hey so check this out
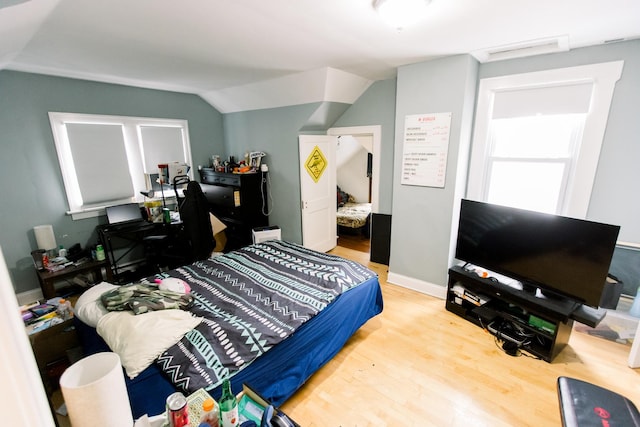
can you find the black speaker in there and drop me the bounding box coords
[370,213,391,265]
[599,274,624,309]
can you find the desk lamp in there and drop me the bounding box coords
[59,352,134,427]
[34,224,57,253]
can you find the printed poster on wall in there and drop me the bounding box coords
[401,112,452,188]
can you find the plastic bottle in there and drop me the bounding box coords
[95,244,106,261]
[58,244,67,258]
[56,299,72,320]
[218,379,239,427]
[198,397,219,427]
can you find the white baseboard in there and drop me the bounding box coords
[16,288,44,306]
[387,271,447,300]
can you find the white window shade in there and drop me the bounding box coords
[492,82,593,119]
[66,123,134,204]
[139,126,188,173]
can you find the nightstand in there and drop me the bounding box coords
[36,259,113,299]
[28,318,82,395]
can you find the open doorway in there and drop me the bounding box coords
[328,125,381,254]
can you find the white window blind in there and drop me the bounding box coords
[492,82,593,119]
[139,126,188,174]
[66,123,134,204]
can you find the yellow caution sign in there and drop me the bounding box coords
[304,145,328,183]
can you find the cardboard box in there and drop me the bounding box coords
[209,213,228,252]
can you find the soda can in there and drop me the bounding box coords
[166,392,189,427]
[163,207,171,224]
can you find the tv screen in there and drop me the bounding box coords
[455,199,620,308]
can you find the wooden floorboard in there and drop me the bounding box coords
[53,246,640,426]
[280,246,640,426]
[337,231,371,253]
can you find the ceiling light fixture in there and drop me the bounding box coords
[374,0,432,30]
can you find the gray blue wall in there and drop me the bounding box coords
[389,55,479,288]
[220,80,398,244]
[478,40,640,296]
[480,39,640,244]
[221,101,351,243]
[0,71,224,294]
[333,78,397,215]
[386,40,640,291]
[2,39,638,297]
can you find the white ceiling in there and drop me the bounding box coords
[1,0,639,112]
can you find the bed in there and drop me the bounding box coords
[337,202,372,234]
[336,186,372,237]
[74,240,383,418]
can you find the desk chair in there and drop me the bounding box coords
[179,181,215,262]
[140,175,190,273]
[173,174,190,208]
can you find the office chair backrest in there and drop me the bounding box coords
[173,175,190,208]
[180,181,215,262]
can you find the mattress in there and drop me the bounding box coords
[75,241,383,418]
[337,202,372,229]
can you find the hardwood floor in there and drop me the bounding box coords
[337,231,371,253]
[52,246,640,426]
[280,246,640,426]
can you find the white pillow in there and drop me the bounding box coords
[74,281,119,327]
[97,309,201,379]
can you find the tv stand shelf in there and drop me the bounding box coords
[445,266,603,362]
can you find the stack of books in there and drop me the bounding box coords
[21,298,72,334]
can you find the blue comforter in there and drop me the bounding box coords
[153,240,378,394]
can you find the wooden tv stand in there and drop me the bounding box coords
[445,266,605,362]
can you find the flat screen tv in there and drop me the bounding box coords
[455,199,620,308]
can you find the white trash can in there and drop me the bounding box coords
[59,352,133,427]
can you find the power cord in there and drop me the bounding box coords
[478,313,543,360]
[494,335,521,356]
[261,171,274,216]
[495,336,541,360]
[488,319,541,359]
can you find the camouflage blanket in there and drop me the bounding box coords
[100,283,194,315]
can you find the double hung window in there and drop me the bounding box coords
[49,113,192,219]
[484,114,585,214]
[468,61,623,217]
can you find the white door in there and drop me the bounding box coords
[299,135,337,252]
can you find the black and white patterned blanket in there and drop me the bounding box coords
[154,240,377,393]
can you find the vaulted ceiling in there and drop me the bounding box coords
[1,0,639,112]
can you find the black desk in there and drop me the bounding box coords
[97,221,184,283]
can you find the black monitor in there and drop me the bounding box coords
[455,199,620,308]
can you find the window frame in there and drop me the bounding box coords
[467,61,623,217]
[49,112,193,220]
